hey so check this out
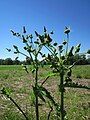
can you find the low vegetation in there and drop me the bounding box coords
[0,65,90,120]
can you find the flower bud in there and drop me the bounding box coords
[35,31,39,36]
[34,39,39,44]
[44,26,46,33]
[53,41,57,46]
[47,34,52,42]
[22,35,27,43]
[23,26,26,33]
[64,27,70,34]
[50,31,54,34]
[58,44,63,50]
[62,40,67,45]
[87,49,90,54]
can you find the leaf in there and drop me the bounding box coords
[6,48,11,52]
[67,69,72,77]
[22,35,27,43]
[22,65,29,73]
[33,85,46,103]
[1,87,10,97]
[64,82,90,90]
[39,86,56,106]
[13,45,19,52]
[41,73,56,86]
[47,34,52,42]
[15,57,19,60]
[67,46,74,57]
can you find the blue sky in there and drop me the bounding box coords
[0,0,90,60]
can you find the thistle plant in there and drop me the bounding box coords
[34,26,90,120]
[3,26,59,120]
[1,26,90,120]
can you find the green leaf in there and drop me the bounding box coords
[39,86,56,106]
[67,46,74,57]
[33,85,46,103]
[64,82,90,89]
[6,48,11,52]
[22,35,27,43]
[22,65,29,73]
[1,87,10,97]
[13,45,18,49]
[47,34,52,42]
[67,69,72,77]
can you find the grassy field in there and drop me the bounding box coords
[0,65,90,120]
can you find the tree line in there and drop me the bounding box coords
[0,54,90,65]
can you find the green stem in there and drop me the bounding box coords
[9,96,29,120]
[35,56,39,120]
[66,33,69,55]
[60,72,64,120]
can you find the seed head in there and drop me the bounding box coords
[64,27,70,34]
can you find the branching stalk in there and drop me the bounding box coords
[9,96,29,120]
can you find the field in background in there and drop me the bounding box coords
[0,65,90,120]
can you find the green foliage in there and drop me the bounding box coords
[1,26,90,120]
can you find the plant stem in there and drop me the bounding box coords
[60,72,64,120]
[9,96,29,120]
[35,56,39,120]
[66,33,69,55]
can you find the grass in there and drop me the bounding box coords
[0,65,90,120]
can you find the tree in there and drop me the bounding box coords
[4,58,13,65]
[0,59,4,65]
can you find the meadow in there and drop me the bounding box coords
[0,65,90,120]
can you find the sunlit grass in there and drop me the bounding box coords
[0,65,90,120]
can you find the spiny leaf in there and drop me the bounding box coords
[64,82,90,90]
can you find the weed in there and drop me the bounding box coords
[1,26,90,120]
